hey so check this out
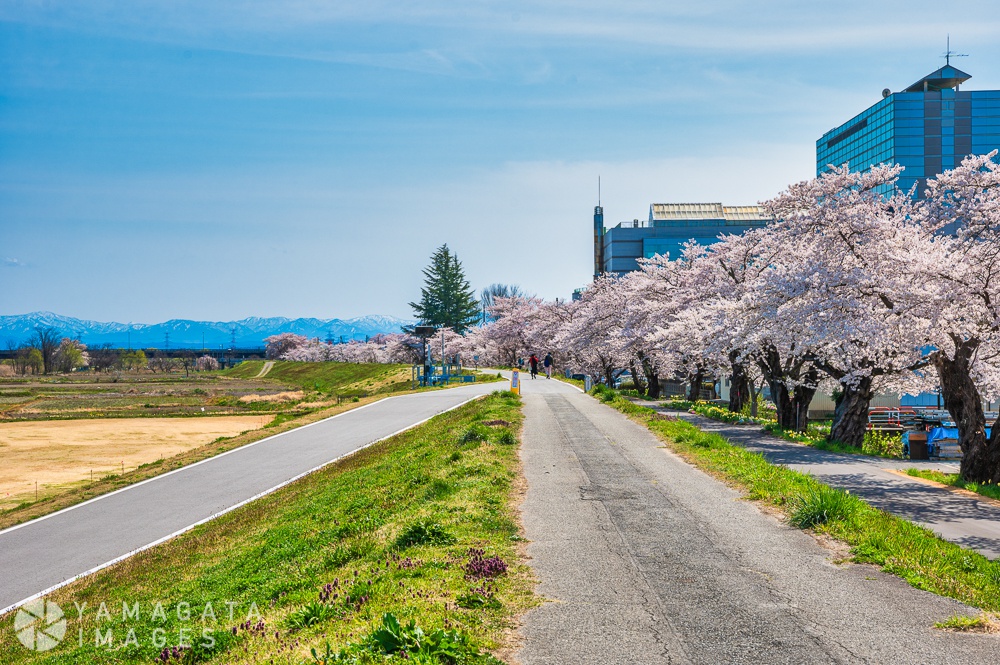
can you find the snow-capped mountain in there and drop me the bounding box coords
[0,312,415,348]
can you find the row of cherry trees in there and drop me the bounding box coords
[464,154,1000,483]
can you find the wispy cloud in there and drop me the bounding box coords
[3,257,28,268]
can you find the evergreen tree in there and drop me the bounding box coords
[409,244,481,333]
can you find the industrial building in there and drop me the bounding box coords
[594,202,771,277]
[816,61,1000,196]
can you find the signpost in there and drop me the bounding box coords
[510,369,520,395]
[413,326,437,387]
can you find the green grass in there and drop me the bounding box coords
[904,468,1000,502]
[0,391,533,664]
[660,396,903,459]
[224,360,410,394]
[593,389,1000,613]
[933,613,999,632]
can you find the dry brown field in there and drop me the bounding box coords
[0,415,272,510]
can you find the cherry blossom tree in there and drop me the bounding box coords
[473,296,540,366]
[196,355,220,371]
[761,164,929,445]
[555,276,631,385]
[915,152,1000,482]
[264,333,307,360]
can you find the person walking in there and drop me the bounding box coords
[528,353,539,379]
[543,352,553,379]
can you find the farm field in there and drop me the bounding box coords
[0,415,272,510]
[0,361,496,526]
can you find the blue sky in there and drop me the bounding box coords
[2,1,999,322]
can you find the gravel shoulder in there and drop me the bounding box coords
[516,383,998,664]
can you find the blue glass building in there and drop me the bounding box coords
[598,203,770,275]
[817,64,1000,196]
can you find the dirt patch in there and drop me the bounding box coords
[238,390,304,403]
[0,415,272,510]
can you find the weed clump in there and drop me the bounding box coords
[286,600,338,629]
[495,429,517,446]
[460,424,490,444]
[789,485,861,528]
[395,519,455,548]
[311,613,498,664]
[934,614,1000,633]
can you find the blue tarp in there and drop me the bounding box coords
[927,426,992,443]
[927,427,959,444]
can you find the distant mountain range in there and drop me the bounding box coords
[0,312,415,349]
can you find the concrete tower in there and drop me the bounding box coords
[593,204,604,280]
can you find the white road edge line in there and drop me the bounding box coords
[0,393,487,618]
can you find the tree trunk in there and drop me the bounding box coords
[629,360,646,394]
[828,376,874,448]
[641,355,661,400]
[750,381,762,418]
[789,367,818,433]
[757,346,794,429]
[686,367,704,402]
[728,353,751,414]
[933,343,1000,483]
[768,380,796,429]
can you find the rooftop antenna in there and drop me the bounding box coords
[942,35,967,66]
[598,176,601,206]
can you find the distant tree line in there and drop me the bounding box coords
[3,326,220,376]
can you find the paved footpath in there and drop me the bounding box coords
[516,380,998,664]
[659,407,1000,560]
[0,382,499,614]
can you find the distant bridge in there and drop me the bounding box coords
[0,347,267,366]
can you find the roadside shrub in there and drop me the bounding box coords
[862,430,903,458]
[395,519,455,548]
[590,384,617,403]
[790,485,861,528]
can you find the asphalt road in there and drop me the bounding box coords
[0,382,499,614]
[670,410,1000,560]
[516,381,998,664]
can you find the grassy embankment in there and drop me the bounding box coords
[592,384,1000,616]
[223,360,413,395]
[904,468,1000,503]
[0,362,495,529]
[659,397,904,458]
[0,391,533,664]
